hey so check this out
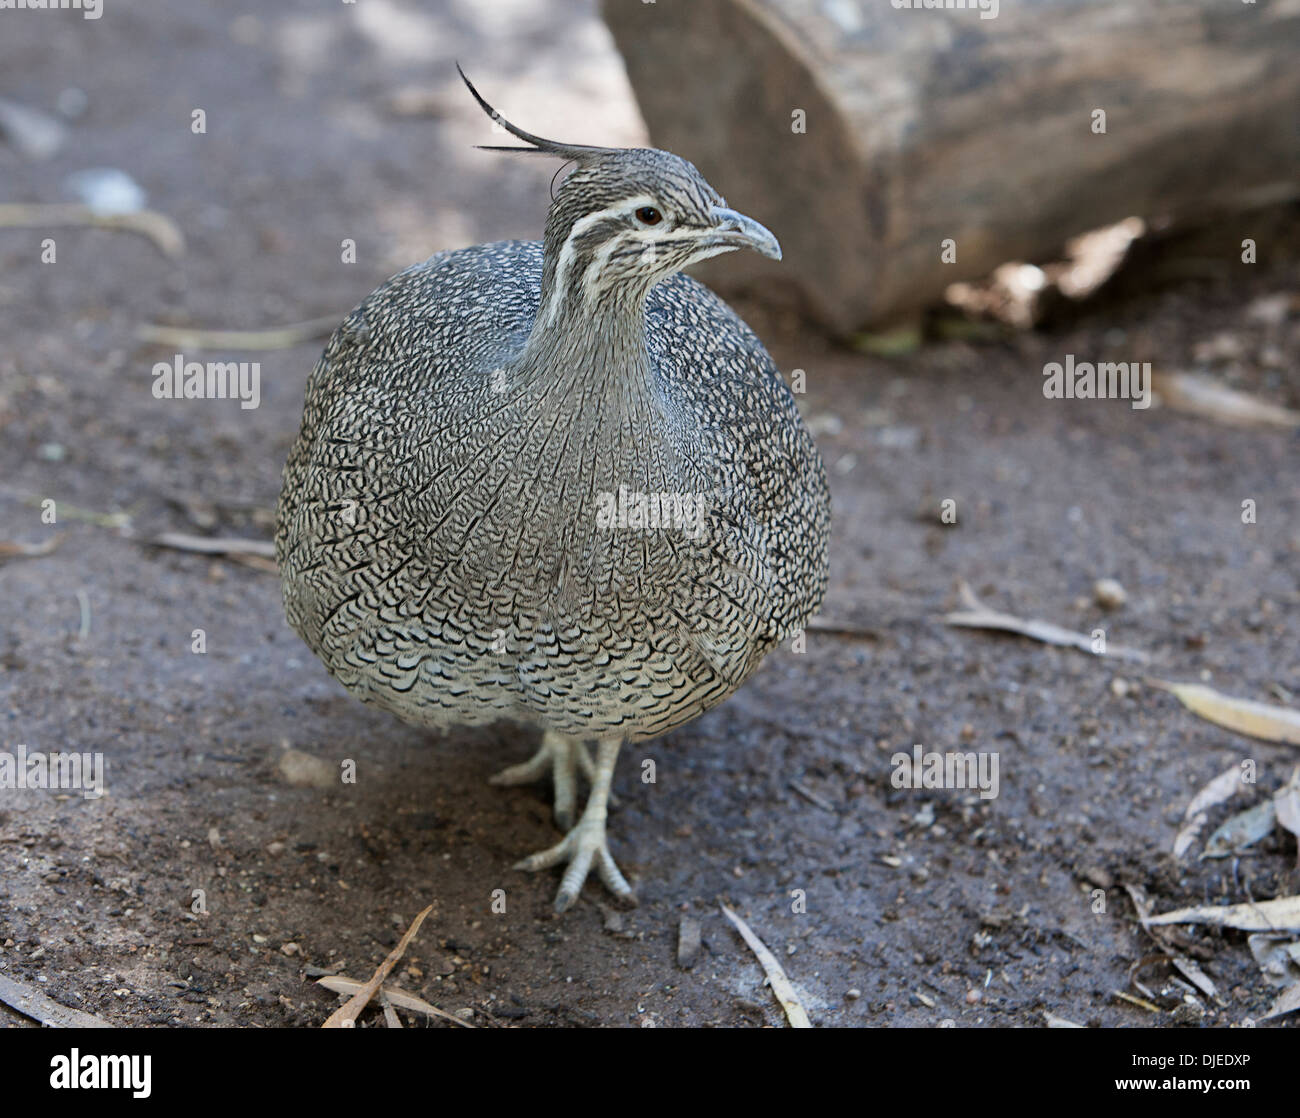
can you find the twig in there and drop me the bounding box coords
[720,903,812,1028]
[136,316,339,351]
[789,781,835,813]
[1111,989,1162,1015]
[146,532,275,558]
[0,535,62,560]
[322,905,434,1028]
[317,976,472,1029]
[944,579,1149,663]
[0,202,184,257]
[75,588,91,639]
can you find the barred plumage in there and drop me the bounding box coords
[276,71,830,911]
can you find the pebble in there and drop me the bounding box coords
[1093,578,1127,610]
[277,747,336,789]
[62,167,147,215]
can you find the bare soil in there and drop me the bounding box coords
[1,0,1297,1028]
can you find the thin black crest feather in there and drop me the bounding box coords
[456,63,609,162]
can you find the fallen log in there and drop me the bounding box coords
[603,0,1300,333]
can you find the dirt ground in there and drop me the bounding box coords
[2,0,1298,1029]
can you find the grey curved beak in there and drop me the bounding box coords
[708,206,782,261]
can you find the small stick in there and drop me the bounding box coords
[0,202,184,257]
[75,588,91,639]
[322,905,434,1028]
[316,976,473,1029]
[147,532,276,558]
[136,316,339,351]
[721,903,812,1028]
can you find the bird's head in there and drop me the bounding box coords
[459,67,780,314]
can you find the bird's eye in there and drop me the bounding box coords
[635,206,662,226]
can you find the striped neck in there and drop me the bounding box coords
[512,244,656,399]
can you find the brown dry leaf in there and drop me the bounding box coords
[1174,764,1244,859]
[943,581,1148,663]
[721,903,812,1028]
[1146,896,1300,934]
[317,976,471,1028]
[322,905,433,1028]
[1150,680,1300,747]
[1152,371,1300,430]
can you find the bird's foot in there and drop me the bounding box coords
[509,737,633,912]
[489,730,586,829]
[489,731,614,829]
[513,809,635,913]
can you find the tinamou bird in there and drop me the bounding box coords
[275,69,831,912]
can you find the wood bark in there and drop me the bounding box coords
[603,0,1300,332]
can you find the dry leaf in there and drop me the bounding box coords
[1174,764,1244,859]
[316,976,471,1028]
[1146,896,1300,933]
[1247,934,1300,988]
[1273,767,1300,842]
[1150,680,1300,747]
[721,904,812,1028]
[943,581,1148,663]
[1202,801,1277,859]
[322,905,433,1028]
[1152,371,1300,430]
[1043,1011,1084,1028]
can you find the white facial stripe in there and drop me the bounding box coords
[577,225,715,299]
[541,194,658,329]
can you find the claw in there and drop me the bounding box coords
[510,738,634,911]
